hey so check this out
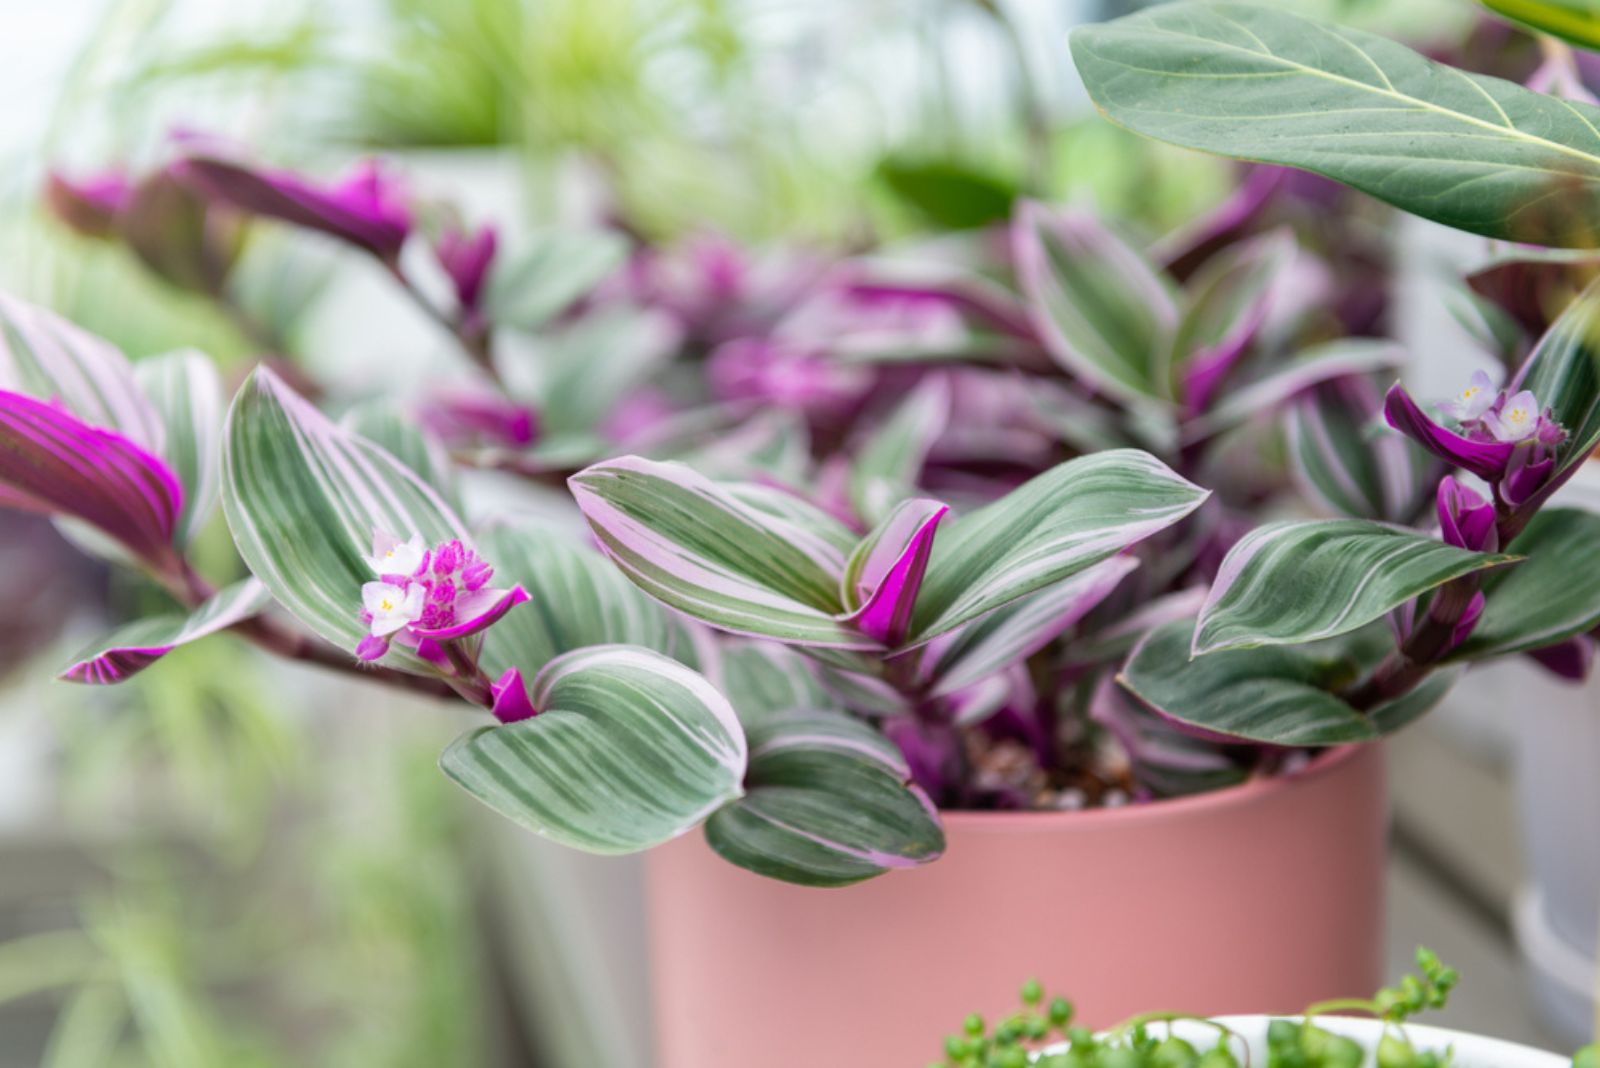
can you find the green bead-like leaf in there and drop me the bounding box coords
[1194,519,1516,656]
[441,645,747,854]
[909,449,1209,643]
[1121,619,1460,745]
[704,710,944,887]
[1452,508,1600,660]
[1073,2,1600,246]
[221,366,469,673]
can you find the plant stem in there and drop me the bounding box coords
[1343,573,1482,711]
[384,263,500,380]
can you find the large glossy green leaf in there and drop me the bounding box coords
[569,455,870,648]
[1194,519,1516,655]
[221,367,469,673]
[1014,201,1179,403]
[703,710,944,887]
[1073,2,1600,246]
[909,449,1208,642]
[478,524,705,679]
[1452,508,1600,660]
[442,645,747,854]
[1121,619,1460,745]
[135,350,223,545]
[1481,0,1600,51]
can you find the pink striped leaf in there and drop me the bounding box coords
[0,293,165,450]
[1185,339,1405,441]
[1171,229,1294,413]
[221,367,470,674]
[907,449,1208,644]
[136,350,223,546]
[1285,376,1438,522]
[59,578,270,685]
[441,645,747,854]
[569,455,873,648]
[1014,201,1179,404]
[0,389,182,571]
[841,498,949,648]
[715,640,839,727]
[1194,519,1517,657]
[703,709,943,886]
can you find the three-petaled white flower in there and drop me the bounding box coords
[362,581,425,636]
[1438,369,1498,422]
[1484,389,1542,443]
[365,531,426,576]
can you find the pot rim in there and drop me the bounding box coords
[939,743,1373,830]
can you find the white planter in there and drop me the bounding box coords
[1040,1015,1570,1066]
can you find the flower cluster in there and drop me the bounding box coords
[356,530,525,663]
[1386,371,1568,507]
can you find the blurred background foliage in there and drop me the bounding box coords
[0,0,1492,1064]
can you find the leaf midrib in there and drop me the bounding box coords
[1093,14,1600,172]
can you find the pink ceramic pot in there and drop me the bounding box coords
[646,743,1386,1068]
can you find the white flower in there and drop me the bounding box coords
[1483,389,1541,443]
[1438,370,1498,422]
[362,581,425,636]
[365,530,426,576]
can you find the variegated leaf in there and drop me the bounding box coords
[704,710,943,887]
[59,578,270,685]
[1451,508,1600,661]
[1170,228,1294,410]
[135,349,223,545]
[478,523,706,680]
[1014,201,1179,404]
[1516,275,1600,488]
[1185,339,1405,440]
[569,455,871,648]
[0,389,182,571]
[909,449,1208,643]
[341,397,461,511]
[1194,519,1516,656]
[441,645,747,854]
[221,366,470,673]
[0,293,164,449]
[850,375,951,525]
[484,229,629,333]
[1285,377,1437,522]
[919,555,1138,696]
[841,498,948,647]
[1122,619,1461,745]
[715,640,839,726]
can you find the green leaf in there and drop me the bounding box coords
[478,523,705,679]
[1285,377,1437,522]
[1516,275,1600,481]
[910,449,1209,642]
[441,645,747,854]
[1169,228,1293,391]
[1194,519,1516,655]
[716,640,838,727]
[1072,2,1600,246]
[850,374,951,526]
[527,307,678,437]
[484,230,628,332]
[704,710,944,887]
[1453,508,1600,660]
[221,367,469,673]
[876,157,1020,230]
[1121,619,1457,745]
[1481,0,1600,51]
[1014,201,1179,403]
[134,349,224,545]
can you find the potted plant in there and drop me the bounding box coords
[19,66,1600,1065]
[930,949,1594,1067]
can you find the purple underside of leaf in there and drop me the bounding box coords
[411,585,531,640]
[175,157,406,259]
[491,667,538,724]
[844,500,948,647]
[1154,166,1287,279]
[1181,322,1260,415]
[0,389,181,565]
[61,646,171,685]
[1384,383,1513,480]
[1526,635,1595,681]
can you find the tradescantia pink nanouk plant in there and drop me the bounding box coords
[20,94,1600,887]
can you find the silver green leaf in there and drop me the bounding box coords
[1194,519,1516,656]
[134,349,224,545]
[59,578,270,685]
[484,229,628,333]
[1073,2,1600,246]
[1451,508,1600,660]
[441,645,747,854]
